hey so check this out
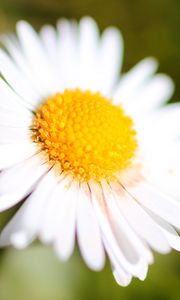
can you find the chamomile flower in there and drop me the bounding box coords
[0,16,179,286]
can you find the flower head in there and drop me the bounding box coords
[0,16,179,286]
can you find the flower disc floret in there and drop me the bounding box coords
[32,89,137,181]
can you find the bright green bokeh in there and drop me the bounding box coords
[0,245,180,300]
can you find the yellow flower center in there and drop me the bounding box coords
[32,89,137,182]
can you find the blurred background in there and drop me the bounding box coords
[0,0,180,299]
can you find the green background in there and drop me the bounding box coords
[0,0,180,299]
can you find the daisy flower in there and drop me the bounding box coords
[0,16,179,286]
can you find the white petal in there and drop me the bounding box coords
[113,268,132,287]
[147,210,180,251]
[38,176,70,242]
[0,168,58,247]
[77,183,105,271]
[38,180,65,243]
[47,178,77,261]
[0,154,50,211]
[142,103,180,143]
[90,183,148,279]
[0,111,32,128]
[0,78,33,114]
[104,238,132,286]
[102,182,152,265]
[40,25,58,67]
[138,141,180,200]
[125,181,180,229]
[0,126,31,144]
[1,36,44,96]
[98,27,123,96]
[0,50,40,108]
[77,17,99,91]
[0,142,37,169]
[110,181,170,253]
[56,18,79,90]
[125,74,174,117]
[16,21,59,94]
[113,57,158,104]
[10,231,31,249]
[40,177,77,261]
[53,185,77,261]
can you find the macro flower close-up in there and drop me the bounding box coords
[0,14,179,289]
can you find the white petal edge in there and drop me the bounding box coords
[146,210,180,251]
[90,183,148,279]
[0,168,58,248]
[76,16,99,91]
[0,49,40,108]
[0,78,33,112]
[123,181,180,229]
[125,74,174,117]
[56,18,79,90]
[16,21,59,95]
[0,154,50,211]
[113,57,158,104]
[0,142,37,169]
[39,176,77,262]
[98,27,123,96]
[77,183,105,271]
[110,181,171,254]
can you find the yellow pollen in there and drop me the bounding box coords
[32,89,137,182]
